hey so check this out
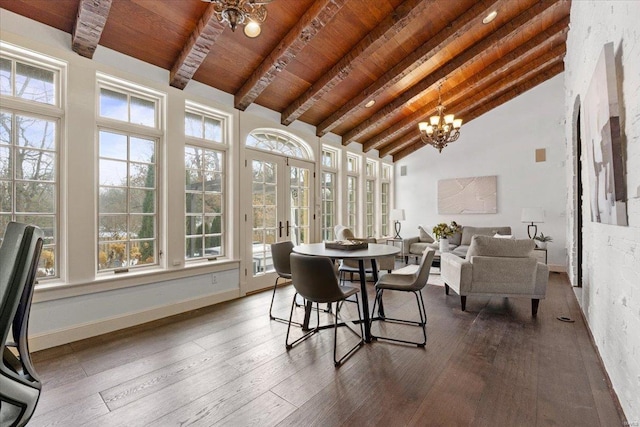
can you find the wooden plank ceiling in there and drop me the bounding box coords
[0,0,571,161]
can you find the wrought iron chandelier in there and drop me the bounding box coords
[417,83,462,152]
[201,0,274,38]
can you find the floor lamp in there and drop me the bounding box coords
[390,209,405,239]
[521,207,544,239]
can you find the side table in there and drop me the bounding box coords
[386,238,404,260]
[533,247,547,264]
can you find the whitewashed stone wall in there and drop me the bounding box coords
[564,1,640,422]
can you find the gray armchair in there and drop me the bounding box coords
[440,235,548,316]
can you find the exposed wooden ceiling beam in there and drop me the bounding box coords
[234,0,347,111]
[169,5,226,90]
[392,63,564,161]
[381,46,565,158]
[346,1,566,148]
[280,0,429,126]
[377,130,417,157]
[72,0,113,59]
[378,46,566,157]
[383,48,565,157]
[314,0,504,137]
[370,22,569,156]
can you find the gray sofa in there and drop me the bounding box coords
[402,225,512,263]
[440,235,548,316]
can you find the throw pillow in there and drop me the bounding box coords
[418,225,434,243]
[466,235,534,261]
[493,233,514,239]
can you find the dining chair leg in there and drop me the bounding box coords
[333,296,364,367]
[270,276,302,326]
[286,294,320,349]
[369,288,427,347]
[371,288,384,320]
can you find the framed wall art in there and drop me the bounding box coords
[437,175,497,214]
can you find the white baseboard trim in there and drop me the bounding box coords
[28,289,240,352]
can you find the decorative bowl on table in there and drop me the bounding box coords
[324,240,369,250]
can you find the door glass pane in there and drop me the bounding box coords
[252,159,277,277]
[290,166,310,245]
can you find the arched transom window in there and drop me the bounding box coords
[246,128,313,160]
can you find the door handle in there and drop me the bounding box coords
[286,220,290,237]
[279,221,283,238]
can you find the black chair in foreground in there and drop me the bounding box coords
[370,249,435,347]
[286,253,364,367]
[1,222,45,427]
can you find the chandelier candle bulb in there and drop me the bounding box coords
[202,0,273,36]
[244,20,261,37]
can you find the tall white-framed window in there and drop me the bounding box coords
[365,159,377,237]
[184,102,227,261]
[346,153,359,232]
[0,44,65,280]
[381,164,392,237]
[96,74,164,272]
[321,146,338,241]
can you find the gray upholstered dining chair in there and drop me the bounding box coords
[286,253,364,367]
[269,241,303,326]
[370,249,435,347]
[1,222,45,427]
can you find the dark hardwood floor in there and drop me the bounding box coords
[29,271,625,426]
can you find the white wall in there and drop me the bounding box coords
[564,1,640,421]
[395,74,567,269]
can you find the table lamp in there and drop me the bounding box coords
[390,209,405,239]
[521,207,544,239]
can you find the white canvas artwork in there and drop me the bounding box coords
[582,42,627,225]
[438,176,497,214]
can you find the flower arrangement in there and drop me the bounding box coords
[432,221,461,240]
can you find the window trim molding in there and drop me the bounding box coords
[183,102,231,263]
[1,42,66,283]
[95,73,166,275]
[246,127,315,161]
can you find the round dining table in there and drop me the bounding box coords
[292,242,400,342]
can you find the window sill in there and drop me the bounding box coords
[33,258,241,303]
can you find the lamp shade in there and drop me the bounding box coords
[521,207,544,223]
[390,209,405,221]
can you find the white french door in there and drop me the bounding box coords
[244,149,314,293]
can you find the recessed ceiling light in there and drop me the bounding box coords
[483,10,498,24]
[365,100,376,108]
